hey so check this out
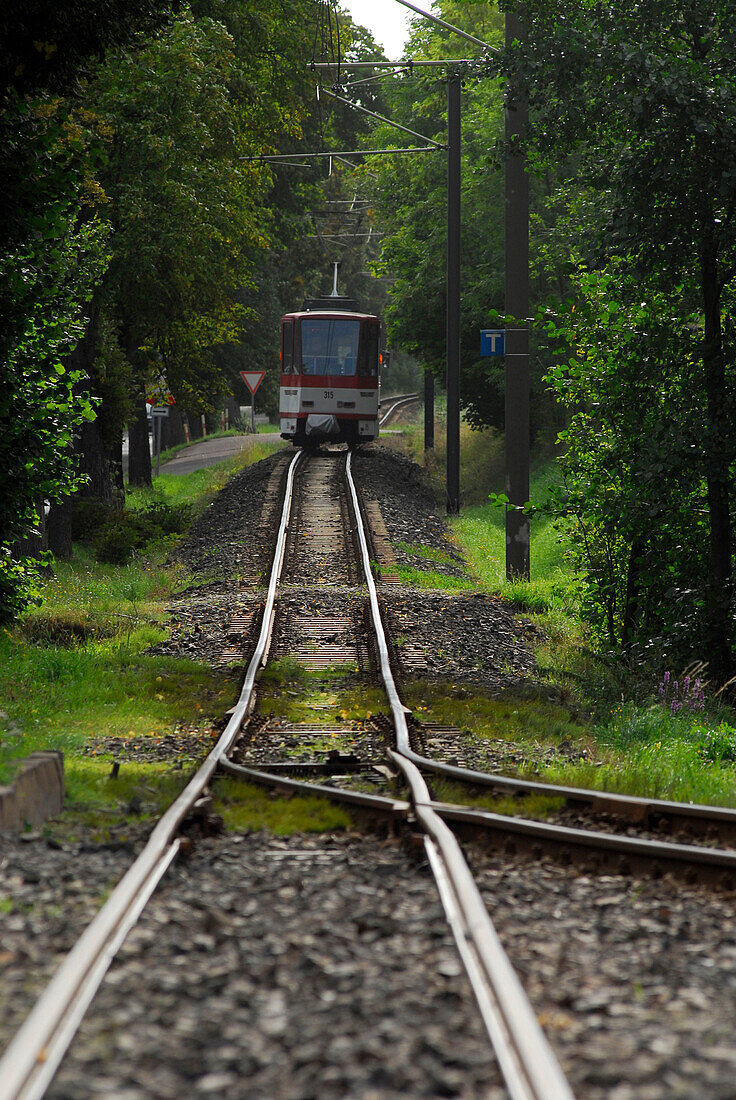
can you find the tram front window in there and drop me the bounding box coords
[300,318,360,376]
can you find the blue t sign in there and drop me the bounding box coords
[480,329,505,357]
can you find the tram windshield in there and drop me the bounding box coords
[300,318,360,376]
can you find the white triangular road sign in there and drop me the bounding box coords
[240,371,266,395]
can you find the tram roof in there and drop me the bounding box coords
[282,310,379,321]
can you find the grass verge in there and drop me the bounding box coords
[214,776,352,834]
[380,425,736,809]
[1,447,283,838]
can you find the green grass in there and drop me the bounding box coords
[215,776,352,834]
[432,778,566,820]
[256,664,387,725]
[135,441,283,511]
[395,564,476,590]
[538,703,736,805]
[25,543,176,621]
[396,541,457,565]
[0,621,236,787]
[453,459,574,604]
[392,437,736,807]
[0,444,287,832]
[404,679,584,744]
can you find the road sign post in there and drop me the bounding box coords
[150,406,169,476]
[240,371,266,435]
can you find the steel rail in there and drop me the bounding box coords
[431,801,736,871]
[219,758,410,818]
[344,450,574,1100]
[397,743,736,837]
[378,391,420,406]
[379,392,421,427]
[0,449,304,1100]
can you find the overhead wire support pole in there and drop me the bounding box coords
[504,13,531,580]
[446,72,462,515]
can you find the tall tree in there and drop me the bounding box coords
[510,0,736,680]
[0,1,178,616]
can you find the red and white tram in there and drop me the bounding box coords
[279,293,381,447]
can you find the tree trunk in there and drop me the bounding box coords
[77,418,117,504]
[11,500,47,562]
[621,535,645,649]
[128,391,152,487]
[205,409,219,435]
[700,222,733,683]
[107,432,124,497]
[162,406,187,449]
[225,394,241,430]
[47,497,73,559]
[70,297,118,509]
[185,409,204,440]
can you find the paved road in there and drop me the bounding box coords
[157,432,286,476]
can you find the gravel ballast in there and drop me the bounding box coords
[45,833,504,1099]
[6,832,736,1098]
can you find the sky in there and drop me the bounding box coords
[340,0,414,58]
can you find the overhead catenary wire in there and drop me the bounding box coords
[320,85,444,149]
[391,0,493,51]
[309,58,480,69]
[342,66,410,88]
[240,147,443,162]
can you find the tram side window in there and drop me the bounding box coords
[358,322,379,377]
[281,320,294,373]
[300,318,360,375]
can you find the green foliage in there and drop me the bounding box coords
[0,549,220,782]
[363,2,562,433]
[0,93,107,621]
[0,0,181,621]
[90,8,274,405]
[538,702,736,806]
[534,264,715,664]
[72,492,191,564]
[91,501,191,565]
[511,0,736,678]
[365,5,507,429]
[0,1,179,98]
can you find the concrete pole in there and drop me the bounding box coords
[504,14,530,579]
[424,371,435,450]
[446,73,462,514]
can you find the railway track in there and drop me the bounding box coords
[379,390,421,426]
[5,442,736,1097]
[0,445,571,1100]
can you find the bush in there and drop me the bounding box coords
[72,498,121,541]
[85,498,192,564]
[93,514,150,564]
[134,498,191,536]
